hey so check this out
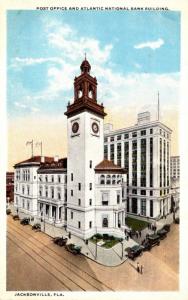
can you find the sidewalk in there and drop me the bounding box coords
[9,204,139,267]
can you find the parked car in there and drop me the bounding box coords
[65,243,82,255]
[157,228,167,240]
[126,245,144,260]
[20,217,30,225]
[162,224,171,232]
[12,214,19,220]
[147,234,160,247]
[6,209,11,215]
[32,223,41,231]
[53,236,68,247]
[141,239,152,251]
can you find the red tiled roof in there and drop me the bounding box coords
[95,159,126,173]
[14,156,54,167]
[38,158,67,171]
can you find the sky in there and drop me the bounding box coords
[7,10,180,170]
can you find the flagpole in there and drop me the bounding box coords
[157,91,160,121]
[31,140,33,157]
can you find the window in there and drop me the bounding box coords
[45,186,48,197]
[150,128,153,134]
[78,221,81,229]
[150,190,153,196]
[71,190,73,196]
[110,144,114,161]
[89,221,92,228]
[71,173,73,181]
[78,198,81,206]
[89,183,92,190]
[22,186,25,194]
[51,175,54,182]
[104,145,108,160]
[117,135,121,140]
[110,136,114,142]
[27,201,30,210]
[112,175,116,184]
[58,175,61,183]
[117,194,120,204]
[45,175,48,182]
[57,188,61,200]
[141,130,146,136]
[89,199,92,205]
[100,175,105,184]
[141,190,146,195]
[150,200,153,217]
[132,189,137,194]
[106,175,111,185]
[102,217,108,227]
[102,193,108,205]
[124,133,129,139]
[39,175,42,182]
[104,137,107,143]
[117,143,121,166]
[78,183,81,190]
[51,187,54,199]
[27,186,30,195]
[71,211,73,219]
[141,199,146,216]
[132,132,137,137]
[89,160,92,168]
[65,175,67,184]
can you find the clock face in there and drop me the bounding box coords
[72,122,79,134]
[92,122,99,134]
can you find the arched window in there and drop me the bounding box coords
[100,175,105,184]
[112,175,116,184]
[117,175,121,184]
[106,175,111,185]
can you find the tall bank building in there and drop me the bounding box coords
[104,111,172,220]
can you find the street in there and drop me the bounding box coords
[7,215,179,291]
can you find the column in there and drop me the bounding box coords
[49,205,52,221]
[137,139,141,187]
[137,198,141,215]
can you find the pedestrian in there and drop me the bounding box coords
[139,231,141,238]
[140,265,143,274]
[137,262,140,273]
[127,235,129,241]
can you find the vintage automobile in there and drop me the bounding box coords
[126,245,144,260]
[147,234,160,247]
[53,236,68,247]
[65,243,82,255]
[12,214,20,220]
[20,217,30,225]
[6,209,11,215]
[162,224,171,232]
[156,228,167,240]
[32,223,41,231]
[141,239,152,251]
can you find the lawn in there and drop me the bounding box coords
[90,234,121,248]
[125,216,149,231]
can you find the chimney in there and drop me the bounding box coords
[54,155,59,162]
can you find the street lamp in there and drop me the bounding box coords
[121,240,124,259]
[41,209,45,233]
[93,236,98,259]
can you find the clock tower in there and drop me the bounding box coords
[65,58,106,239]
